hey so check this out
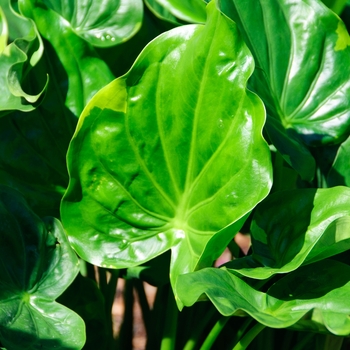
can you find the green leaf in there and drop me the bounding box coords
[0,1,47,116]
[144,0,183,26]
[322,0,348,14]
[224,187,350,279]
[177,259,350,335]
[0,6,8,52]
[57,274,108,350]
[0,186,85,350]
[152,0,207,23]
[219,0,350,177]
[19,0,115,117]
[61,0,272,303]
[266,117,316,181]
[31,0,143,47]
[328,135,350,186]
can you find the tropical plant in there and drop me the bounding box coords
[1,0,350,349]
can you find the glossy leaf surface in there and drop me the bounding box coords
[0,186,84,349]
[0,2,47,116]
[219,0,350,144]
[61,1,272,300]
[225,187,350,279]
[144,0,183,25]
[219,0,350,179]
[34,0,143,47]
[154,0,207,23]
[177,259,350,335]
[19,0,115,117]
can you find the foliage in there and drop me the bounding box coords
[0,0,350,349]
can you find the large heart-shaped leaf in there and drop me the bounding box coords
[224,187,350,279]
[31,0,143,47]
[61,0,272,301]
[219,0,350,179]
[0,1,47,116]
[177,259,350,335]
[0,186,85,350]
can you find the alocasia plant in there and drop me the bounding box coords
[60,0,272,302]
[1,0,350,349]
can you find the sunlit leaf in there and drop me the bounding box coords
[0,1,47,116]
[32,0,143,47]
[177,259,350,335]
[219,0,350,179]
[61,0,272,303]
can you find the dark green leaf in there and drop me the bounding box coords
[57,274,108,350]
[225,187,350,279]
[328,135,350,186]
[61,0,272,302]
[0,186,85,350]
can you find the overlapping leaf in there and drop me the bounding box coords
[0,1,47,116]
[32,0,143,47]
[152,0,207,23]
[328,135,350,186]
[219,0,350,180]
[177,259,350,335]
[224,187,350,279]
[0,0,116,217]
[61,0,272,302]
[0,186,85,350]
[19,0,115,117]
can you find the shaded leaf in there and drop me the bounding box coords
[327,134,350,186]
[61,0,272,302]
[0,186,85,350]
[224,187,350,279]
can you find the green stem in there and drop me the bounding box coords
[232,322,266,350]
[134,279,151,337]
[117,279,134,350]
[227,317,253,349]
[86,261,96,282]
[200,316,230,350]
[160,288,179,350]
[323,334,343,350]
[183,306,217,350]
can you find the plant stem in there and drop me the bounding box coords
[134,279,151,338]
[232,322,266,350]
[199,316,230,350]
[183,306,217,350]
[227,317,253,349]
[160,288,179,350]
